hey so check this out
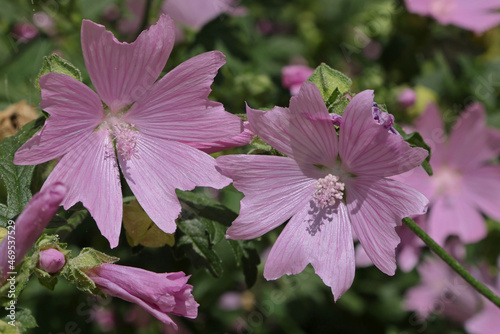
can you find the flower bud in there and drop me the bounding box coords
[38,248,66,273]
[398,88,417,108]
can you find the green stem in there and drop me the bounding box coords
[403,217,500,308]
[136,0,153,39]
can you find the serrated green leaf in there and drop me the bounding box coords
[307,63,352,103]
[1,308,37,333]
[327,95,351,116]
[393,123,433,175]
[175,218,223,277]
[228,239,261,288]
[0,118,45,225]
[123,200,175,248]
[36,54,82,90]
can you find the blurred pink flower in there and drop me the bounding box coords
[398,88,417,108]
[405,0,500,34]
[404,255,480,323]
[12,22,38,42]
[281,65,314,95]
[0,182,66,283]
[33,12,56,36]
[14,15,242,248]
[85,264,198,329]
[162,0,235,30]
[216,82,428,300]
[91,305,116,332]
[38,248,65,273]
[393,103,500,246]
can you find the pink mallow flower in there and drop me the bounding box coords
[162,0,235,30]
[38,248,66,273]
[84,263,198,329]
[404,255,480,323]
[14,15,242,248]
[0,182,66,283]
[393,103,500,246]
[405,0,500,34]
[281,65,314,96]
[216,82,428,300]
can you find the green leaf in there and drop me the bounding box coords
[0,308,37,333]
[0,258,36,307]
[35,271,58,291]
[36,54,82,90]
[176,190,238,226]
[123,200,175,248]
[307,63,352,104]
[393,123,433,176]
[0,118,45,226]
[175,218,223,277]
[228,239,261,288]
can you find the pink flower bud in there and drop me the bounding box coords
[38,248,66,273]
[0,182,66,283]
[398,88,417,108]
[12,22,38,42]
[84,264,199,329]
[281,65,314,95]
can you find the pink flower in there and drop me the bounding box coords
[162,0,234,30]
[393,103,500,246]
[397,88,417,108]
[38,248,66,273]
[405,0,500,34]
[281,65,314,96]
[216,82,428,300]
[12,22,38,42]
[14,15,242,248]
[0,182,66,283]
[84,263,198,329]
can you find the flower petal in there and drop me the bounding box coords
[263,201,355,301]
[81,15,175,112]
[43,128,122,248]
[463,165,500,221]
[447,103,496,171]
[216,155,321,239]
[414,103,447,169]
[123,51,242,142]
[391,165,435,201]
[345,176,428,275]
[428,194,487,245]
[14,73,104,165]
[246,82,338,166]
[162,0,232,30]
[339,90,428,177]
[118,133,230,234]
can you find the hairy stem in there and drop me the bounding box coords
[403,217,500,308]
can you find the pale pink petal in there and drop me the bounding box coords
[216,155,322,239]
[404,0,432,15]
[182,121,254,154]
[463,165,500,222]
[118,133,230,234]
[391,165,435,201]
[427,195,487,245]
[123,51,242,142]
[339,90,428,177]
[355,244,373,268]
[281,65,314,95]
[81,15,175,112]
[414,103,447,169]
[466,303,500,334]
[447,103,495,171]
[345,176,428,275]
[487,127,500,155]
[43,128,122,248]
[246,82,338,166]
[162,0,232,30]
[14,73,104,165]
[264,201,355,301]
[450,1,500,34]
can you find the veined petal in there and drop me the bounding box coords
[216,155,321,239]
[14,73,104,165]
[391,166,435,201]
[42,128,122,248]
[246,82,338,166]
[263,201,355,301]
[123,51,242,142]
[118,133,230,234]
[447,103,497,171]
[339,90,428,177]
[81,15,175,112]
[345,176,428,275]
[428,193,487,245]
[463,165,500,221]
[162,0,232,30]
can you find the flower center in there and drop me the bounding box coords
[433,165,462,196]
[313,174,345,209]
[108,119,139,160]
